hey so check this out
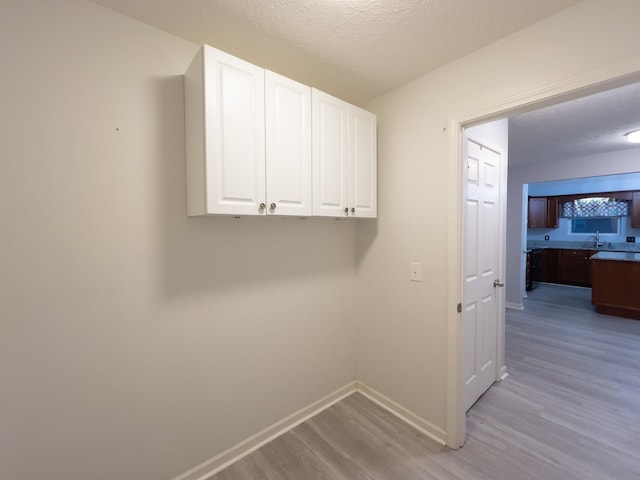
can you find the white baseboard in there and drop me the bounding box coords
[172,382,357,480]
[355,381,446,446]
[173,381,447,480]
[506,301,524,310]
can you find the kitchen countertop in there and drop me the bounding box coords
[591,251,640,262]
[527,240,640,253]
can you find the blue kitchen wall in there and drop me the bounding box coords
[527,216,640,243]
[528,172,640,196]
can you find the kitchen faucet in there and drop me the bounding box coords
[594,230,604,248]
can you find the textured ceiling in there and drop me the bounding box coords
[89,0,579,105]
[509,82,640,166]
[89,0,637,164]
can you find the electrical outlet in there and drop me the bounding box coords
[410,262,423,282]
[544,235,549,241]
[626,236,636,243]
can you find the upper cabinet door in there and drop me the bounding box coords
[527,197,546,228]
[312,89,349,217]
[349,106,377,218]
[632,192,640,228]
[265,71,312,216]
[185,45,266,216]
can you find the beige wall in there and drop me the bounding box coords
[357,0,640,431]
[0,1,357,479]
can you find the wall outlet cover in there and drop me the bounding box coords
[410,262,423,282]
[627,236,636,243]
[544,235,549,241]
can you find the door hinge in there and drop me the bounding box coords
[457,303,462,313]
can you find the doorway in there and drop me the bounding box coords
[449,68,640,448]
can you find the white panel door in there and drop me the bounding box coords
[265,70,312,216]
[312,89,349,217]
[463,136,503,411]
[349,106,377,218]
[204,45,266,215]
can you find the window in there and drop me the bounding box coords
[570,217,619,234]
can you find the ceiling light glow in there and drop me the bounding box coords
[626,130,640,143]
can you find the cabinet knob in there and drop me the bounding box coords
[344,207,349,214]
[259,203,266,209]
[270,203,276,210]
[351,207,355,214]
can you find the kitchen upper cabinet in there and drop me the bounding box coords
[528,197,546,228]
[185,45,266,216]
[265,70,312,216]
[632,191,640,228]
[527,196,558,228]
[312,89,377,218]
[546,197,559,228]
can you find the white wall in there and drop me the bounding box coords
[0,1,358,479]
[507,148,640,305]
[358,0,640,434]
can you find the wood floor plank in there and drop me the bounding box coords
[209,283,640,479]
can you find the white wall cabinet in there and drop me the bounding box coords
[185,45,266,216]
[185,46,312,217]
[312,89,377,218]
[265,70,312,216]
[185,45,375,218]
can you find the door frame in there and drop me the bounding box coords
[445,58,640,448]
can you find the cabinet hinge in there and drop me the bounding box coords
[457,303,462,313]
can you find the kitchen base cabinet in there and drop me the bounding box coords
[540,248,561,283]
[538,248,595,287]
[560,249,592,287]
[592,255,640,320]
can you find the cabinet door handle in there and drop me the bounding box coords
[259,203,266,209]
[351,207,356,214]
[270,203,276,210]
[494,279,505,288]
[344,207,349,214]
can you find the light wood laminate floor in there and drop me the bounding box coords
[211,284,640,479]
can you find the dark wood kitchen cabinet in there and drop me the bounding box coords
[546,197,559,228]
[632,191,640,228]
[528,197,546,228]
[592,254,640,320]
[559,249,593,287]
[528,196,558,228]
[540,248,561,283]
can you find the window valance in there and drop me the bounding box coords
[561,197,629,218]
